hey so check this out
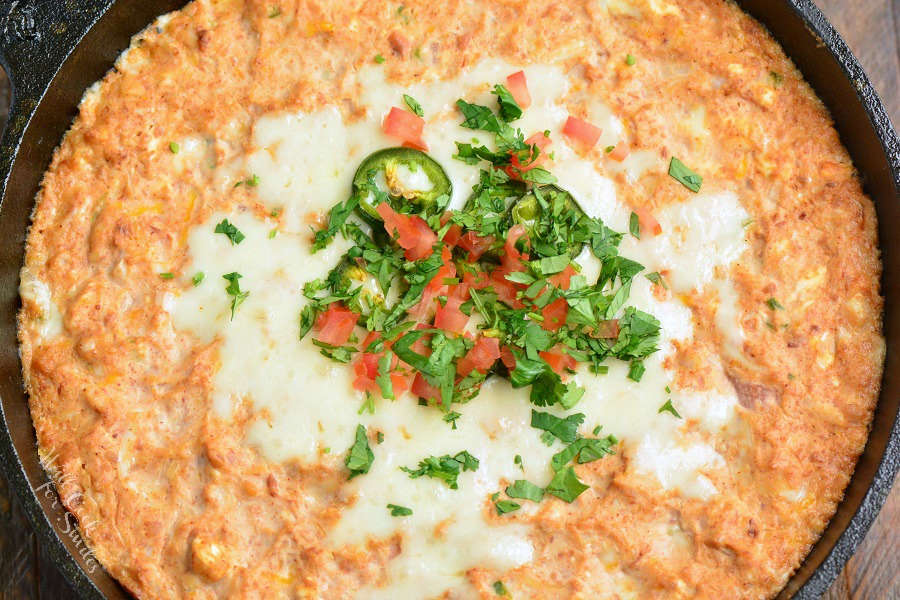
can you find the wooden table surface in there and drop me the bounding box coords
[0,1,897,599]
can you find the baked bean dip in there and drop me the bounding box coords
[18,0,884,598]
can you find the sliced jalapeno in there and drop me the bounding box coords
[508,184,588,258]
[329,258,387,317]
[353,147,452,222]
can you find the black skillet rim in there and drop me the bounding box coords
[0,1,897,598]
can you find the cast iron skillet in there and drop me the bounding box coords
[0,1,896,598]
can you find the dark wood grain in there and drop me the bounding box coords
[0,1,896,599]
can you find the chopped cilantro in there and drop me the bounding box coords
[766,297,785,310]
[191,272,205,286]
[214,219,245,245]
[292,75,661,505]
[376,351,395,400]
[374,53,386,64]
[345,425,374,478]
[658,399,682,418]
[550,434,617,471]
[530,410,584,443]
[645,271,667,288]
[222,272,249,320]
[443,411,462,429]
[403,94,424,117]
[493,84,523,122]
[386,503,413,516]
[625,53,636,66]
[400,451,479,489]
[627,360,645,382]
[493,580,510,596]
[668,157,702,192]
[629,211,640,239]
[545,465,589,502]
[159,272,174,279]
[456,99,503,133]
[494,499,521,515]
[168,141,179,154]
[514,454,524,471]
[506,480,544,502]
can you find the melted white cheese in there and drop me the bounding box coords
[19,267,63,341]
[171,60,748,598]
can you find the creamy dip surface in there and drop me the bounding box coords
[18,1,883,599]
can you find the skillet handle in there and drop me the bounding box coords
[0,0,112,179]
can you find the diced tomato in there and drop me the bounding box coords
[315,304,357,346]
[501,224,528,272]
[377,202,437,260]
[463,270,490,291]
[540,349,577,376]
[490,269,525,309]
[607,140,629,162]
[383,107,428,150]
[449,278,470,301]
[457,336,502,377]
[506,71,531,109]
[361,330,381,350]
[426,247,457,294]
[409,288,439,321]
[434,296,469,334]
[632,205,662,236]
[548,265,578,290]
[457,232,495,260]
[411,373,441,402]
[390,371,413,396]
[443,223,463,247]
[540,297,569,331]
[506,131,552,179]
[563,116,602,149]
[352,353,381,394]
[500,345,517,370]
[404,216,438,260]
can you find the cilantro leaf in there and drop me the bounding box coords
[222,272,249,320]
[550,435,618,471]
[456,99,502,133]
[313,193,360,252]
[629,211,640,239]
[493,84,523,121]
[658,399,682,418]
[345,424,374,479]
[376,351,395,400]
[400,451,479,489]
[215,219,245,245]
[403,94,424,117]
[494,499,521,514]
[668,157,703,192]
[545,465,589,502]
[530,410,584,443]
[387,503,413,516]
[506,479,544,502]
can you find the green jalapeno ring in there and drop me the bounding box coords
[352,147,453,222]
[508,184,588,258]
